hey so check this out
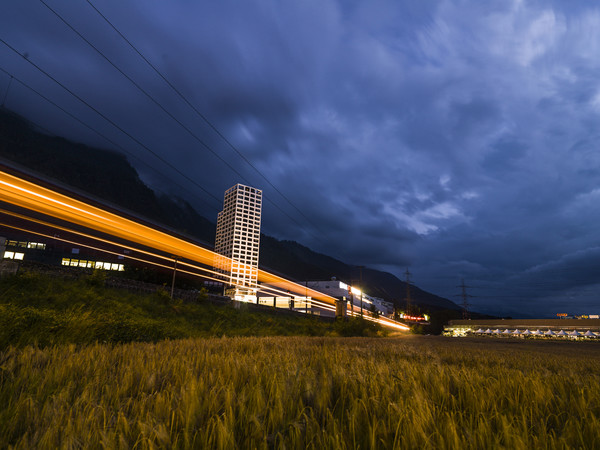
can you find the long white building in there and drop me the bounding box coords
[215,183,262,302]
[306,279,394,316]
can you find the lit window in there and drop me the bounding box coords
[3,251,14,259]
[14,253,24,260]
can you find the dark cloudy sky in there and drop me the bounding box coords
[2,0,600,317]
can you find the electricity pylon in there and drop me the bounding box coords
[457,279,473,320]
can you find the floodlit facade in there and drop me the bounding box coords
[306,279,394,316]
[215,183,262,302]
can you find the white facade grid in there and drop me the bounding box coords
[215,183,262,298]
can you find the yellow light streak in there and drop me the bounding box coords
[0,170,337,303]
[0,221,226,285]
[0,170,407,329]
[0,208,226,280]
[7,220,339,315]
[2,208,337,313]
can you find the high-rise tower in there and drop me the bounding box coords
[215,183,262,301]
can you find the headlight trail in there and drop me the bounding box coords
[2,216,337,313]
[0,169,407,329]
[0,207,227,280]
[0,170,338,303]
[0,221,228,284]
[1,207,337,312]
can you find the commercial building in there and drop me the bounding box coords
[0,235,125,273]
[257,294,313,314]
[256,278,395,318]
[305,279,394,317]
[445,319,600,339]
[215,183,262,302]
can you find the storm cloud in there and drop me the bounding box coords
[2,0,600,316]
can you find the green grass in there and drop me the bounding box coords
[1,336,600,448]
[0,271,382,348]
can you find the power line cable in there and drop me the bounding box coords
[38,0,322,242]
[38,0,246,182]
[0,66,220,213]
[0,37,222,208]
[85,0,326,238]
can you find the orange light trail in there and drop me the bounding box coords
[1,218,336,314]
[0,208,227,280]
[0,221,228,284]
[0,208,336,311]
[0,170,408,330]
[2,218,339,314]
[0,170,337,304]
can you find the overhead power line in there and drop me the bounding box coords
[0,37,223,208]
[38,0,324,243]
[0,66,220,213]
[38,0,246,181]
[84,0,325,239]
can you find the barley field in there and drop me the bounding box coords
[1,336,600,449]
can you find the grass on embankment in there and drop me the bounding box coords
[0,271,382,348]
[2,336,600,448]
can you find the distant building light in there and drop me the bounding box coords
[3,251,24,260]
[61,258,124,271]
[400,313,427,322]
[7,240,28,248]
[6,241,46,250]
